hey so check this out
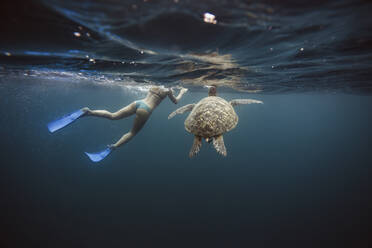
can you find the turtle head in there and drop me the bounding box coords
[208,85,217,96]
[205,137,213,143]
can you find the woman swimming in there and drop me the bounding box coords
[47,86,188,162]
[83,86,188,149]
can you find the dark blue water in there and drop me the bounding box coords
[1,0,372,247]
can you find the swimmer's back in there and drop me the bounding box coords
[149,86,169,99]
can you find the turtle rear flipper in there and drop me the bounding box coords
[213,135,227,156]
[168,104,195,119]
[189,136,202,158]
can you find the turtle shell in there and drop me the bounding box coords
[185,96,238,138]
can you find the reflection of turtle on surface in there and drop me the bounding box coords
[168,86,263,157]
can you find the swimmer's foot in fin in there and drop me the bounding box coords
[85,146,114,162]
[47,108,88,133]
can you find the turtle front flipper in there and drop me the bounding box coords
[189,135,202,158]
[213,135,227,156]
[229,99,263,107]
[168,104,195,119]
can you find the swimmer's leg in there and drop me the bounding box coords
[84,109,149,162]
[84,102,137,120]
[112,109,149,148]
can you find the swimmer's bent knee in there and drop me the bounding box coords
[110,113,121,120]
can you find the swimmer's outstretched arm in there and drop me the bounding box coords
[168,87,188,104]
[83,102,137,120]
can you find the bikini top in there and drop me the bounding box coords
[149,87,167,100]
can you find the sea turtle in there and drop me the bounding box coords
[168,86,263,157]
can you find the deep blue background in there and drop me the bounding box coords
[1,0,372,247]
[1,78,372,247]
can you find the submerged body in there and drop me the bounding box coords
[48,86,188,162]
[84,86,188,149]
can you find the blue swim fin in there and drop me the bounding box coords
[47,109,85,133]
[85,147,113,162]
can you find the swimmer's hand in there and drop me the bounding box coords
[180,87,188,94]
[169,86,188,104]
[171,86,187,91]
